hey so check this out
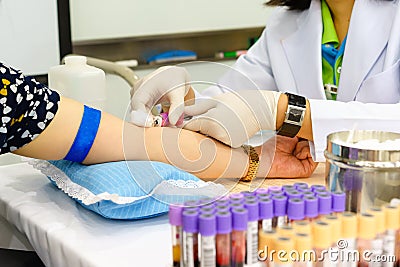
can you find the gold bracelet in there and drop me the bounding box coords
[240,145,260,182]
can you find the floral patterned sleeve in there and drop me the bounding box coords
[0,62,60,154]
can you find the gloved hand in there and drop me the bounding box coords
[130,66,192,127]
[183,90,281,148]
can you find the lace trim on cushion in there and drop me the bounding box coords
[30,160,227,205]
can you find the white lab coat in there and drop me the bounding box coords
[202,0,400,161]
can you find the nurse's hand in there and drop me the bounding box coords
[130,66,194,127]
[183,90,281,148]
[267,136,318,178]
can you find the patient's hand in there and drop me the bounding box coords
[266,136,318,178]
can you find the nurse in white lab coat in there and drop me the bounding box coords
[130,0,400,176]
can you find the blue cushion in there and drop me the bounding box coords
[32,160,226,220]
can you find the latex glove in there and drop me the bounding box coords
[266,136,318,178]
[183,90,281,148]
[130,66,191,127]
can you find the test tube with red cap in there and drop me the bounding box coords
[215,211,232,267]
[169,205,184,267]
[182,210,200,267]
[317,192,332,217]
[331,192,346,214]
[259,197,274,232]
[244,200,260,265]
[287,198,305,225]
[272,195,288,228]
[304,196,318,221]
[199,213,217,267]
[231,208,248,267]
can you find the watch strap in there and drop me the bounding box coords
[277,92,306,138]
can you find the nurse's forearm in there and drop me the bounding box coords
[276,94,314,140]
[14,97,248,179]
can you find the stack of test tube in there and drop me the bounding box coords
[168,183,400,267]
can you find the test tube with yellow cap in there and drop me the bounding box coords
[312,220,331,267]
[258,230,277,267]
[368,207,385,267]
[340,212,358,267]
[357,213,377,267]
[292,220,312,236]
[273,237,295,267]
[382,205,399,267]
[322,215,342,267]
[294,233,313,267]
[395,204,400,267]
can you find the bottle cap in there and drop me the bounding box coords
[258,230,277,253]
[199,205,216,215]
[184,200,200,209]
[383,205,400,230]
[293,220,311,235]
[285,190,303,199]
[241,190,256,197]
[215,205,230,213]
[255,188,269,195]
[317,192,332,215]
[301,191,315,197]
[287,198,305,221]
[331,192,346,212]
[341,212,357,239]
[322,215,341,244]
[215,197,230,206]
[199,213,216,236]
[269,190,284,197]
[277,225,294,239]
[312,220,331,248]
[368,207,385,234]
[304,196,318,218]
[244,200,259,222]
[294,233,312,254]
[257,193,271,201]
[244,195,258,202]
[229,193,244,202]
[275,237,295,264]
[169,204,183,226]
[182,210,199,233]
[297,187,313,194]
[259,198,273,220]
[229,202,244,210]
[282,185,296,192]
[358,213,376,240]
[268,186,282,192]
[198,198,215,207]
[294,182,309,190]
[64,55,87,65]
[311,184,326,192]
[216,211,232,234]
[272,195,288,216]
[232,208,248,231]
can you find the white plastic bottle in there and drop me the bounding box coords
[48,55,106,110]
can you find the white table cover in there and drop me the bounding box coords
[0,163,173,267]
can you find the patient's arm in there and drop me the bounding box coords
[14,96,249,179]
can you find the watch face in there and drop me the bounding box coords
[287,107,303,122]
